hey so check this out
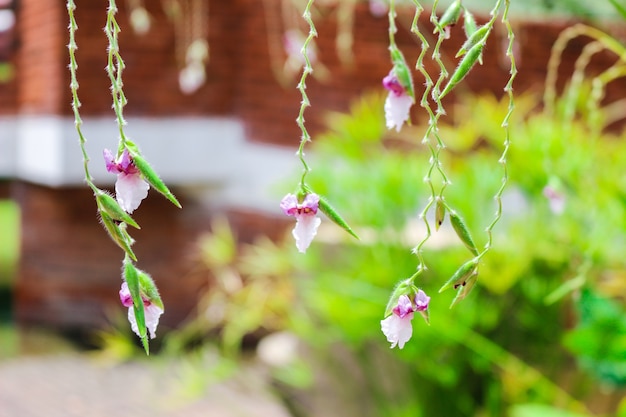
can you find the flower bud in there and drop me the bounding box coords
[440,41,485,99]
[435,197,446,231]
[449,211,479,256]
[436,0,463,33]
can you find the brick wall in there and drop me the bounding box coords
[11,0,626,137]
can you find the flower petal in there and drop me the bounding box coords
[301,193,320,213]
[119,282,133,307]
[381,313,414,349]
[292,214,321,253]
[103,149,120,173]
[115,173,150,213]
[414,289,431,312]
[127,302,163,339]
[384,92,414,132]
[280,193,299,216]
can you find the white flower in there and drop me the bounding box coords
[382,70,414,132]
[384,93,414,132]
[119,282,163,339]
[381,295,416,349]
[103,149,150,213]
[115,172,150,214]
[280,193,322,253]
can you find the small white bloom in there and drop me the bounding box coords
[384,93,414,132]
[127,302,163,339]
[119,282,163,339]
[115,172,150,214]
[280,193,321,253]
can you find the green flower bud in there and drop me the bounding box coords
[450,270,478,307]
[435,197,446,231]
[449,210,479,255]
[440,41,485,99]
[436,0,463,32]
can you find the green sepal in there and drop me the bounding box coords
[127,150,182,209]
[317,195,359,240]
[462,9,477,39]
[436,0,463,31]
[123,258,149,354]
[449,210,479,256]
[99,211,137,261]
[435,198,446,231]
[440,41,485,99]
[95,190,140,229]
[137,270,164,311]
[450,270,478,307]
[439,258,479,293]
[384,279,413,317]
[456,24,490,58]
[389,47,415,99]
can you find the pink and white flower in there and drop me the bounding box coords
[280,193,321,253]
[543,184,566,215]
[103,148,149,214]
[383,69,414,132]
[381,290,430,349]
[119,281,163,339]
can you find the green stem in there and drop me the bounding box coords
[67,0,98,194]
[296,0,317,190]
[477,0,516,261]
[105,0,131,152]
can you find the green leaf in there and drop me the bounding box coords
[608,0,626,20]
[449,211,479,255]
[317,195,359,240]
[127,151,182,209]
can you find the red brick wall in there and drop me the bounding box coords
[18,0,65,114]
[9,0,626,136]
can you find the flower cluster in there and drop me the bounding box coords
[103,149,149,214]
[381,290,430,349]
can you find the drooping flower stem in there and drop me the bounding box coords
[477,0,516,260]
[296,0,317,190]
[67,0,98,194]
[105,0,132,152]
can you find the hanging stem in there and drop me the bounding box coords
[105,0,131,152]
[67,0,98,194]
[296,0,317,190]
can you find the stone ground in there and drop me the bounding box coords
[0,354,292,417]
